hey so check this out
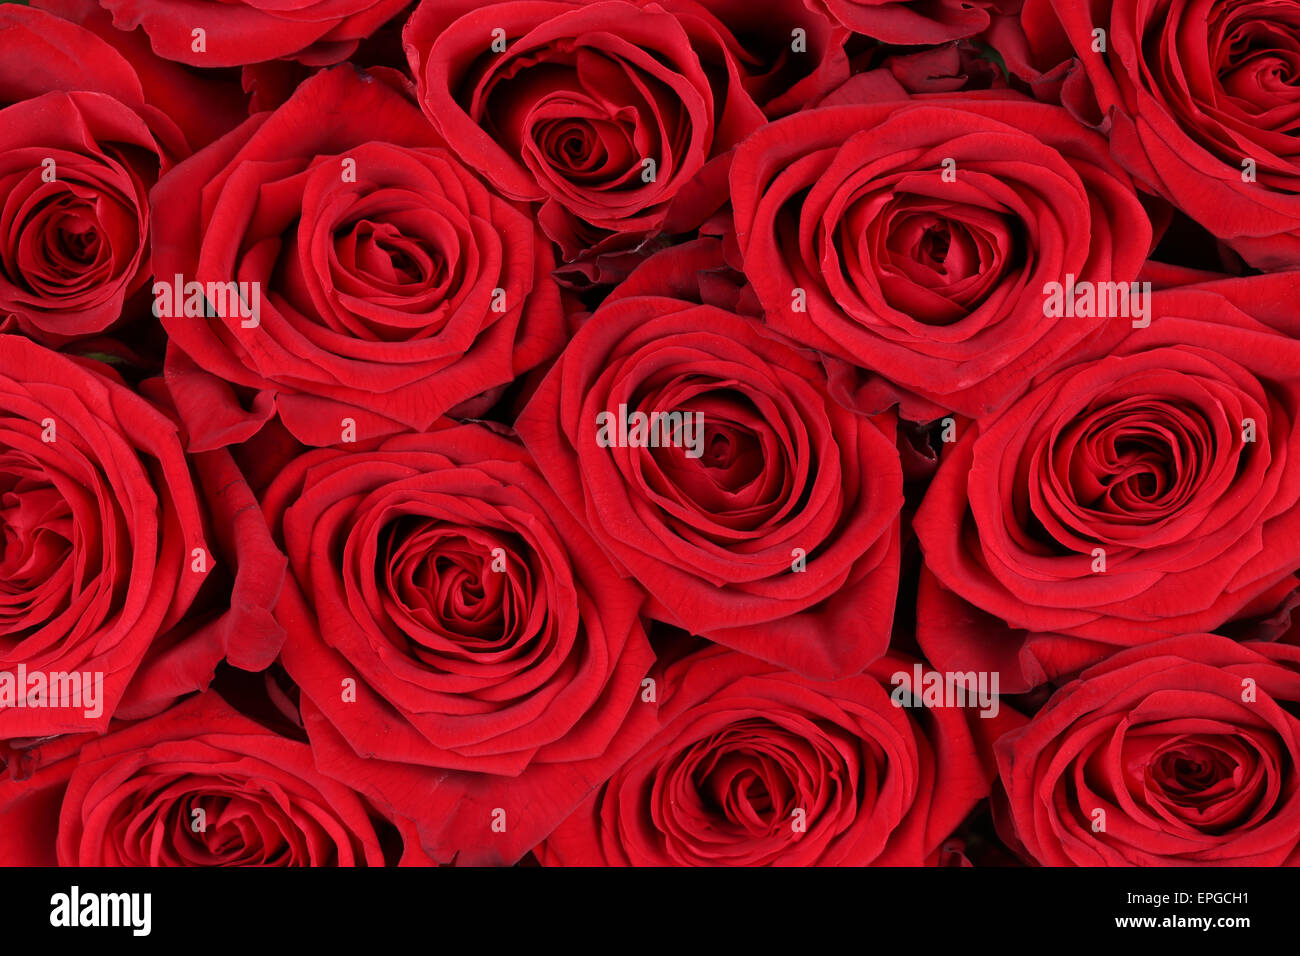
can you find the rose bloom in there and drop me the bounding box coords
[0,2,244,345]
[0,338,284,736]
[730,92,1151,420]
[404,0,768,283]
[996,635,1300,866]
[264,424,658,865]
[538,644,1012,866]
[0,336,223,737]
[990,0,1300,267]
[95,0,413,67]
[0,692,432,865]
[154,65,564,451]
[915,275,1300,691]
[516,261,903,680]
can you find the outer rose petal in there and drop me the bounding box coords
[98,0,414,67]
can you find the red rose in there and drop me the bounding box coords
[539,644,1012,865]
[0,691,431,865]
[0,4,243,345]
[0,337,274,736]
[992,0,1300,267]
[404,0,767,283]
[264,423,658,865]
[516,283,903,680]
[996,634,1300,866]
[154,66,565,451]
[915,275,1300,690]
[97,0,413,67]
[730,93,1151,420]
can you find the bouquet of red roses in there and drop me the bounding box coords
[2,0,1300,873]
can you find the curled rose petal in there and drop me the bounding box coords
[97,0,413,68]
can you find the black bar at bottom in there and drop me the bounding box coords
[0,865,1278,945]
